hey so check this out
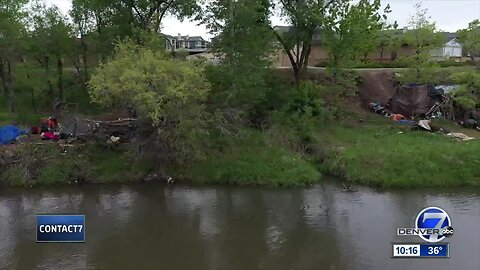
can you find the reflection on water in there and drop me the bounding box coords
[0,179,479,270]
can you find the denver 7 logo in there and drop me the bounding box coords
[415,207,452,243]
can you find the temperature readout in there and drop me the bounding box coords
[391,243,449,258]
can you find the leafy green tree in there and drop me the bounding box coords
[70,0,98,88]
[27,1,74,101]
[401,2,443,83]
[323,0,387,77]
[70,0,200,61]
[89,42,211,163]
[0,0,27,113]
[273,0,334,85]
[202,0,274,114]
[273,0,386,85]
[450,71,480,113]
[458,19,480,69]
[376,21,402,61]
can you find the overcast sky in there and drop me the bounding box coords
[46,0,480,40]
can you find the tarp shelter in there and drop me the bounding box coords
[0,126,23,144]
[389,85,432,117]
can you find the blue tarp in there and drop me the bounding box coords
[0,125,24,145]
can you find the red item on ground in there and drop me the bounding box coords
[390,114,406,121]
[31,126,40,134]
[41,131,59,141]
[40,117,58,132]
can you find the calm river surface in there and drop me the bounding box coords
[0,178,479,270]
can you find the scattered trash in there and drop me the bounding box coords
[447,133,476,141]
[0,126,26,145]
[396,120,416,125]
[107,135,120,144]
[390,114,406,121]
[389,84,432,118]
[435,85,460,95]
[41,131,59,141]
[417,120,433,132]
[461,119,478,129]
[369,101,387,115]
[1,115,137,147]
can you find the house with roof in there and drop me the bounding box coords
[273,26,464,67]
[431,33,463,59]
[163,33,210,54]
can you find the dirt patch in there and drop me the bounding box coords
[357,71,398,107]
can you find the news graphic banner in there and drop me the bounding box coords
[36,215,85,243]
[392,243,450,258]
[393,206,453,259]
[397,206,454,243]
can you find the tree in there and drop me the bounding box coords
[127,0,199,33]
[376,21,402,61]
[458,19,480,69]
[323,0,387,77]
[89,42,211,164]
[201,0,274,113]
[70,0,97,88]
[70,0,200,61]
[273,0,334,86]
[27,1,74,101]
[0,0,27,113]
[401,2,443,83]
[273,0,385,85]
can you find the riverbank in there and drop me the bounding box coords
[0,143,150,187]
[314,115,480,187]
[1,108,480,188]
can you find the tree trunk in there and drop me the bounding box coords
[20,56,38,114]
[0,59,15,113]
[40,55,55,96]
[57,56,64,101]
[81,35,88,89]
[293,66,300,87]
[380,47,384,61]
[391,50,397,61]
[7,60,14,113]
[471,56,480,70]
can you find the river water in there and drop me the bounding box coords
[0,178,479,270]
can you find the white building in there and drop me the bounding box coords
[442,38,463,58]
[431,33,463,59]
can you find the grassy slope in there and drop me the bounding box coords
[180,130,321,187]
[0,144,150,187]
[315,113,480,188]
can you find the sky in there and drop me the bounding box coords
[46,0,480,40]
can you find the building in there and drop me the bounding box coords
[164,33,210,54]
[431,33,463,59]
[273,26,464,67]
[273,26,414,67]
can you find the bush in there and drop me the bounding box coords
[89,41,212,164]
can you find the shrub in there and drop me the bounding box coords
[89,41,212,164]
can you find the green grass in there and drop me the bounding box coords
[0,144,150,187]
[314,119,480,188]
[181,130,321,187]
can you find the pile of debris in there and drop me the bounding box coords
[0,116,137,146]
[369,84,456,119]
[368,83,478,141]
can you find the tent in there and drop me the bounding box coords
[0,126,24,145]
[389,85,434,117]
